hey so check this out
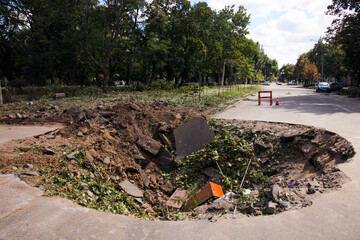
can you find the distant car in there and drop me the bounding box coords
[316,82,331,93]
[261,81,270,85]
[329,82,343,91]
[276,82,282,85]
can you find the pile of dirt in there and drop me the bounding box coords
[0,102,355,220]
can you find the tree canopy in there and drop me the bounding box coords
[0,0,278,90]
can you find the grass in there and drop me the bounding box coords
[0,85,262,116]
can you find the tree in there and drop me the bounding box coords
[295,55,318,85]
[279,64,295,81]
[80,0,145,91]
[327,0,360,85]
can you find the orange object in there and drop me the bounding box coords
[184,182,224,211]
[275,97,279,105]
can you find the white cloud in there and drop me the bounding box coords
[206,0,335,66]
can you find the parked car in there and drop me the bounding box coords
[329,82,343,91]
[261,81,270,85]
[316,82,331,93]
[276,82,282,85]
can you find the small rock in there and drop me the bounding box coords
[77,132,84,137]
[119,180,143,198]
[129,103,141,111]
[80,183,89,190]
[103,157,111,165]
[43,147,55,155]
[137,135,162,156]
[307,187,316,194]
[86,190,94,198]
[266,201,277,214]
[23,164,33,169]
[278,200,290,208]
[21,171,40,176]
[270,184,282,201]
[135,198,143,204]
[254,140,272,151]
[140,172,150,188]
[150,174,157,184]
[66,152,77,160]
[160,179,174,194]
[142,203,154,213]
[156,150,174,173]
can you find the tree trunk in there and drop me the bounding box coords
[221,60,226,86]
[103,68,109,92]
[0,81,3,105]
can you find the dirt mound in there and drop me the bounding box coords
[0,104,355,220]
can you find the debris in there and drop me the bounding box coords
[278,200,290,208]
[173,117,215,160]
[271,184,282,201]
[77,132,84,137]
[53,93,66,100]
[103,156,111,165]
[288,180,296,188]
[214,192,237,203]
[242,189,251,198]
[156,150,174,173]
[266,201,277,214]
[136,135,162,156]
[202,167,222,184]
[43,147,55,155]
[119,180,143,198]
[20,171,40,176]
[140,172,150,188]
[66,152,77,160]
[166,189,188,209]
[23,164,33,169]
[158,133,173,150]
[184,182,224,211]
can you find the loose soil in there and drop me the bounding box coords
[0,100,355,221]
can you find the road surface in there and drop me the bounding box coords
[1,84,360,239]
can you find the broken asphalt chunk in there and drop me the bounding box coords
[119,180,143,198]
[166,189,188,209]
[174,117,215,160]
[136,135,162,156]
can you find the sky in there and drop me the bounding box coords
[190,0,335,67]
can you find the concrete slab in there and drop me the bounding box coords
[0,175,42,219]
[0,126,58,144]
[0,196,136,240]
[174,117,215,160]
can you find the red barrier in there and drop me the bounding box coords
[258,91,273,105]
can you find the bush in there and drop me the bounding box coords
[149,79,174,91]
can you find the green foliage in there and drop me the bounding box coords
[172,130,267,192]
[41,147,151,218]
[149,79,174,91]
[14,146,32,152]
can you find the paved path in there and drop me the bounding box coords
[1,85,360,239]
[0,125,58,144]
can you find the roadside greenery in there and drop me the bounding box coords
[0,84,261,116]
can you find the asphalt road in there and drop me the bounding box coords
[1,84,360,240]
